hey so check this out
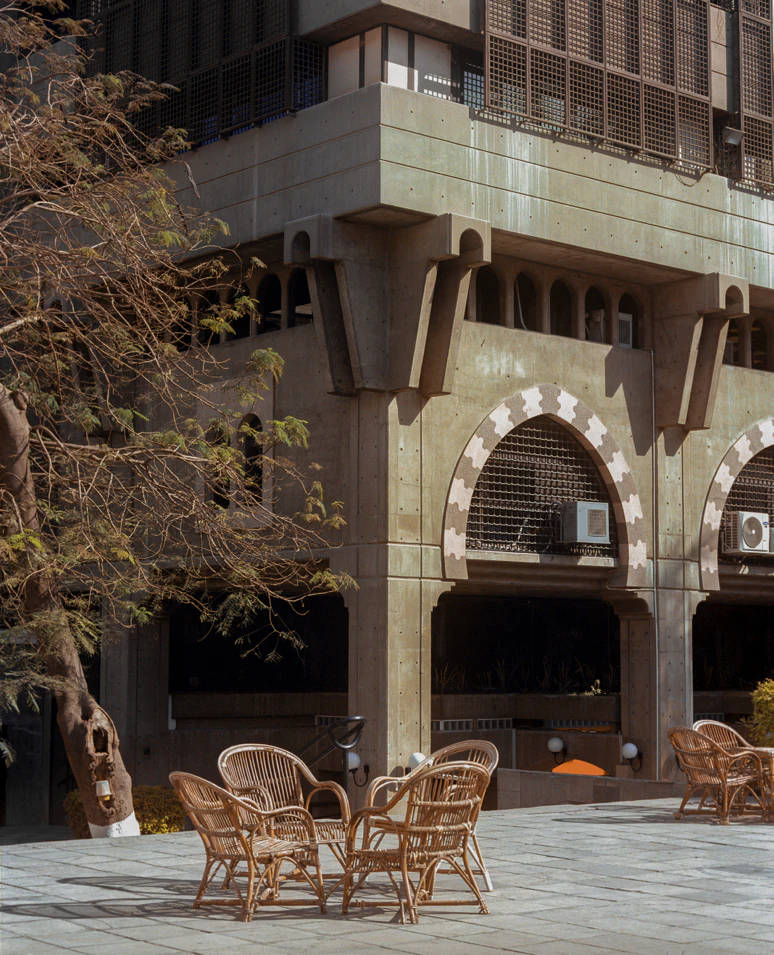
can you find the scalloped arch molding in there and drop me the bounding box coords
[442,385,648,585]
[700,418,774,591]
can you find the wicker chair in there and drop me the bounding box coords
[668,727,767,824]
[337,762,491,924]
[169,772,326,921]
[693,719,750,749]
[365,740,499,891]
[218,744,350,867]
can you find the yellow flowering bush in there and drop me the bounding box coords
[745,678,774,746]
[63,786,185,839]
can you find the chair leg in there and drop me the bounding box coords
[469,831,493,892]
[193,858,214,909]
[450,849,490,916]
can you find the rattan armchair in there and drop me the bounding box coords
[365,739,499,891]
[668,727,767,824]
[218,743,350,867]
[169,772,326,921]
[336,762,491,924]
[693,719,751,749]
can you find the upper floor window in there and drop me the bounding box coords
[288,269,313,327]
[617,293,640,349]
[476,267,502,325]
[550,281,573,338]
[256,275,282,334]
[515,273,539,331]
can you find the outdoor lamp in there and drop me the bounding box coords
[95,780,112,801]
[722,126,744,146]
[547,737,566,764]
[407,752,426,771]
[347,751,370,788]
[622,742,642,773]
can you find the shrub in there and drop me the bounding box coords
[745,678,774,746]
[63,786,186,839]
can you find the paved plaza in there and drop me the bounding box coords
[1,799,774,954]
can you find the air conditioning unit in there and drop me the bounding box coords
[618,312,634,348]
[560,502,610,544]
[723,511,770,554]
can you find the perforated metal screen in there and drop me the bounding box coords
[739,2,774,188]
[467,416,618,558]
[79,0,325,145]
[721,446,774,561]
[485,0,712,169]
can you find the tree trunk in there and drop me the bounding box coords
[0,387,137,836]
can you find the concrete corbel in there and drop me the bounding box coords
[653,273,749,430]
[389,214,491,392]
[419,217,491,397]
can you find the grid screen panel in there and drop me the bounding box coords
[485,0,712,169]
[721,446,774,563]
[467,416,618,557]
[739,7,774,188]
[81,0,324,146]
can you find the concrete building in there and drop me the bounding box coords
[9,0,774,823]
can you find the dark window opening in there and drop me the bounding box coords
[168,593,349,693]
[241,414,263,504]
[288,269,313,327]
[467,415,618,558]
[618,293,640,349]
[725,318,741,366]
[476,266,502,325]
[585,287,607,343]
[515,273,538,331]
[752,320,768,371]
[693,602,774,692]
[256,275,282,333]
[226,285,252,340]
[550,280,573,338]
[170,300,192,352]
[432,594,620,698]
[198,289,221,347]
[207,429,230,509]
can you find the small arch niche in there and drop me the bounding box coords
[584,287,607,343]
[550,281,573,338]
[476,266,502,325]
[288,269,313,327]
[226,285,252,341]
[256,274,282,334]
[725,319,741,366]
[514,273,538,331]
[751,320,768,371]
[197,289,222,347]
[617,294,640,349]
[240,415,263,504]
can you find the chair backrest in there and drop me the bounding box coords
[218,744,305,810]
[170,771,250,859]
[693,719,749,749]
[668,727,727,784]
[400,762,490,858]
[431,740,500,775]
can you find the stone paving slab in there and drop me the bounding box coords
[2,800,774,954]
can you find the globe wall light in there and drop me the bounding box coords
[622,742,642,773]
[547,737,567,764]
[347,750,370,788]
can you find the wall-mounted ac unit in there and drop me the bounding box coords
[723,511,770,554]
[618,312,634,348]
[560,502,610,544]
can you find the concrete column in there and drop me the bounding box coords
[573,284,586,340]
[539,281,551,335]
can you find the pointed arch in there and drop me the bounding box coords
[700,418,774,591]
[443,385,647,584]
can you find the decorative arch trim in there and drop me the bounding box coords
[700,418,774,591]
[442,385,648,585]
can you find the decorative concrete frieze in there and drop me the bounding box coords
[443,385,648,587]
[700,417,774,590]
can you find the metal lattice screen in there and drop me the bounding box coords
[721,445,774,560]
[78,0,325,144]
[739,1,774,188]
[485,0,712,169]
[467,416,618,557]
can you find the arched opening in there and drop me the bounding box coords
[240,414,263,504]
[514,273,538,331]
[207,428,230,510]
[617,293,640,349]
[197,289,222,347]
[256,274,282,333]
[476,266,502,325]
[584,287,607,343]
[467,415,618,558]
[549,281,573,338]
[170,299,192,352]
[288,268,313,327]
[225,285,252,340]
[751,320,768,371]
[725,319,741,365]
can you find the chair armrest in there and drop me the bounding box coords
[346,807,402,852]
[258,805,318,843]
[305,779,351,823]
[364,775,402,808]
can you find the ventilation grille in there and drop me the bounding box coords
[431,719,474,733]
[467,416,618,558]
[694,712,725,722]
[477,718,513,731]
[485,0,712,171]
[721,447,774,562]
[315,715,341,727]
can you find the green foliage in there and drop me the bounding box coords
[63,786,186,838]
[745,678,774,746]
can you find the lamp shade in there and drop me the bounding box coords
[346,751,361,772]
[547,737,565,754]
[622,742,639,761]
[95,780,112,798]
[407,752,426,770]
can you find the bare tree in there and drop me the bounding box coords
[0,2,349,836]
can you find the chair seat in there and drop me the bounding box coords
[313,820,346,844]
[349,845,464,871]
